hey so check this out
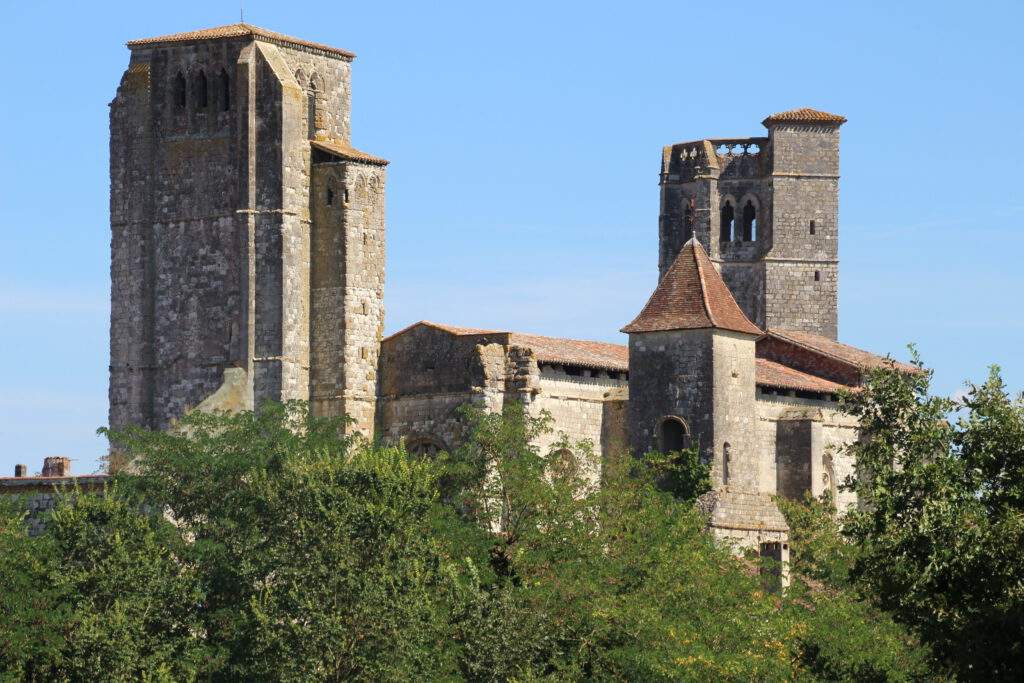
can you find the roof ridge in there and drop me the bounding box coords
[690,238,717,327]
[621,238,760,335]
[126,22,355,59]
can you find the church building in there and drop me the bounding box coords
[108,24,915,551]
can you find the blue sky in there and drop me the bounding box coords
[1,0,1022,475]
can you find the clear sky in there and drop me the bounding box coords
[1,0,1022,475]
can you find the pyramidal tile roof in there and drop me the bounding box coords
[762,107,846,126]
[126,23,355,59]
[622,237,761,335]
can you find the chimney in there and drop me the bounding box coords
[14,464,27,477]
[41,456,70,477]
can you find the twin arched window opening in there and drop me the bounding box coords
[720,198,758,242]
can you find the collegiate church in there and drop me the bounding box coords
[107,23,913,550]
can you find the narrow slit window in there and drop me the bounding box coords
[814,271,821,282]
[326,187,334,205]
[219,69,230,111]
[307,81,317,140]
[194,70,208,109]
[683,199,695,243]
[173,72,186,109]
[720,201,735,242]
[809,219,816,235]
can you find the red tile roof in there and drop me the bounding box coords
[384,320,499,341]
[506,332,628,371]
[762,108,846,126]
[622,238,761,335]
[755,358,845,393]
[767,329,918,374]
[312,140,389,166]
[384,321,629,371]
[386,321,854,392]
[126,23,355,59]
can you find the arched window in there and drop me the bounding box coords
[742,199,757,241]
[194,70,208,109]
[172,72,186,109]
[219,69,230,111]
[405,436,446,458]
[720,201,735,242]
[307,80,318,140]
[683,199,695,242]
[658,417,689,453]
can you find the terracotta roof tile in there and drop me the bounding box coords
[312,140,389,166]
[127,23,355,59]
[386,321,858,389]
[384,321,628,371]
[383,321,500,340]
[622,238,761,335]
[755,358,845,393]
[762,108,846,126]
[506,333,628,371]
[767,328,918,374]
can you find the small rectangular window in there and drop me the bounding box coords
[809,220,816,235]
[326,188,334,205]
[814,271,821,282]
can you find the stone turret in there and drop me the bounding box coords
[624,237,788,554]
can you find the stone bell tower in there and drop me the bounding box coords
[657,108,845,340]
[108,23,386,445]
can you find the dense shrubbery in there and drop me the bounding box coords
[4,362,1021,680]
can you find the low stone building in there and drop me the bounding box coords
[0,458,110,536]
[105,23,917,556]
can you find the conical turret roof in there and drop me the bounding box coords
[622,238,761,335]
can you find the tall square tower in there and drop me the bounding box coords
[108,23,386,440]
[657,108,844,339]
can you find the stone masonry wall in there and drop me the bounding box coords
[310,160,386,436]
[110,39,251,432]
[755,394,859,511]
[764,124,841,339]
[110,34,369,442]
[710,330,760,492]
[529,372,629,488]
[627,329,714,461]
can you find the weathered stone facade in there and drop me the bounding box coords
[109,24,385,439]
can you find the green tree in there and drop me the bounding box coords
[0,490,206,682]
[106,402,463,681]
[841,358,1024,680]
